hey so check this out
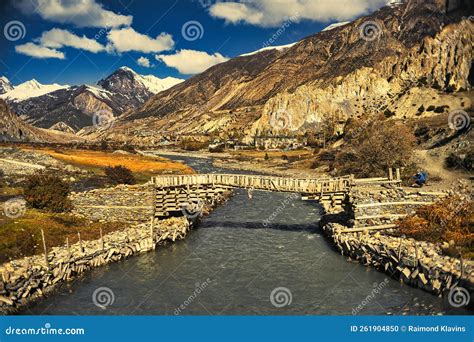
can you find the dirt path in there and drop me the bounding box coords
[0,158,46,170]
[413,149,470,190]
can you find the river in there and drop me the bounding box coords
[25,154,469,315]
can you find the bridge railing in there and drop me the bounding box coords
[151,174,354,194]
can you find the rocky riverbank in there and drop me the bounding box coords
[0,217,190,314]
[322,222,473,297]
[0,183,232,314]
[320,184,473,306]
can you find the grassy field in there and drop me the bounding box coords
[23,148,194,176]
[0,209,127,263]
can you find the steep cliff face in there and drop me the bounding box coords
[105,0,472,144]
[254,18,473,137]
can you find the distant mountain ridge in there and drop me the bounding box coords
[0,79,68,101]
[1,67,184,132]
[97,0,472,145]
[0,99,83,143]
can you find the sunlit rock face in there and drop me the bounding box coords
[98,0,472,145]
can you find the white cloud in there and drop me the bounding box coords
[137,56,151,68]
[39,28,105,53]
[209,0,387,27]
[14,0,132,28]
[15,42,65,59]
[156,49,229,74]
[107,27,174,53]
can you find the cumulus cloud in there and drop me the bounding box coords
[137,56,151,68]
[38,28,105,53]
[156,49,229,74]
[14,0,132,28]
[15,42,65,59]
[209,0,387,27]
[107,27,174,53]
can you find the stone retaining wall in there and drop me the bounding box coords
[70,184,155,223]
[321,182,473,303]
[322,222,473,297]
[0,183,232,314]
[0,217,190,314]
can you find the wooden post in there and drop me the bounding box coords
[388,168,393,181]
[397,237,402,260]
[40,229,49,270]
[100,227,104,251]
[395,168,401,181]
[414,242,419,267]
[78,232,84,253]
[66,237,71,259]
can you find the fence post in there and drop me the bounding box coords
[398,237,402,261]
[395,168,401,182]
[388,168,393,181]
[66,237,71,259]
[414,242,419,267]
[78,232,84,253]
[100,227,104,251]
[150,187,156,249]
[40,229,49,271]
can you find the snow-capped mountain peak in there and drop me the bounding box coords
[322,21,350,32]
[135,74,183,94]
[98,67,183,95]
[118,66,136,73]
[0,76,13,95]
[239,43,297,57]
[0,79,69,101]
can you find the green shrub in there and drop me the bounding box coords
[23,172,72,212]
[104,165,136,185]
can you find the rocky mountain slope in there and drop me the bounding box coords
[0,99,83,143]
[100,0,472,144]
[2,67,183,132]
[0,77,14,95]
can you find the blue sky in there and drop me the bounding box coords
[0,0,387,86]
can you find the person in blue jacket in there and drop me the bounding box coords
[412,171,427,187]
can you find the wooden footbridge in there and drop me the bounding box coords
[150,169,401,217]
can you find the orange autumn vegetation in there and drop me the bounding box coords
[396,195,474,258]
[23,148,194,175]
